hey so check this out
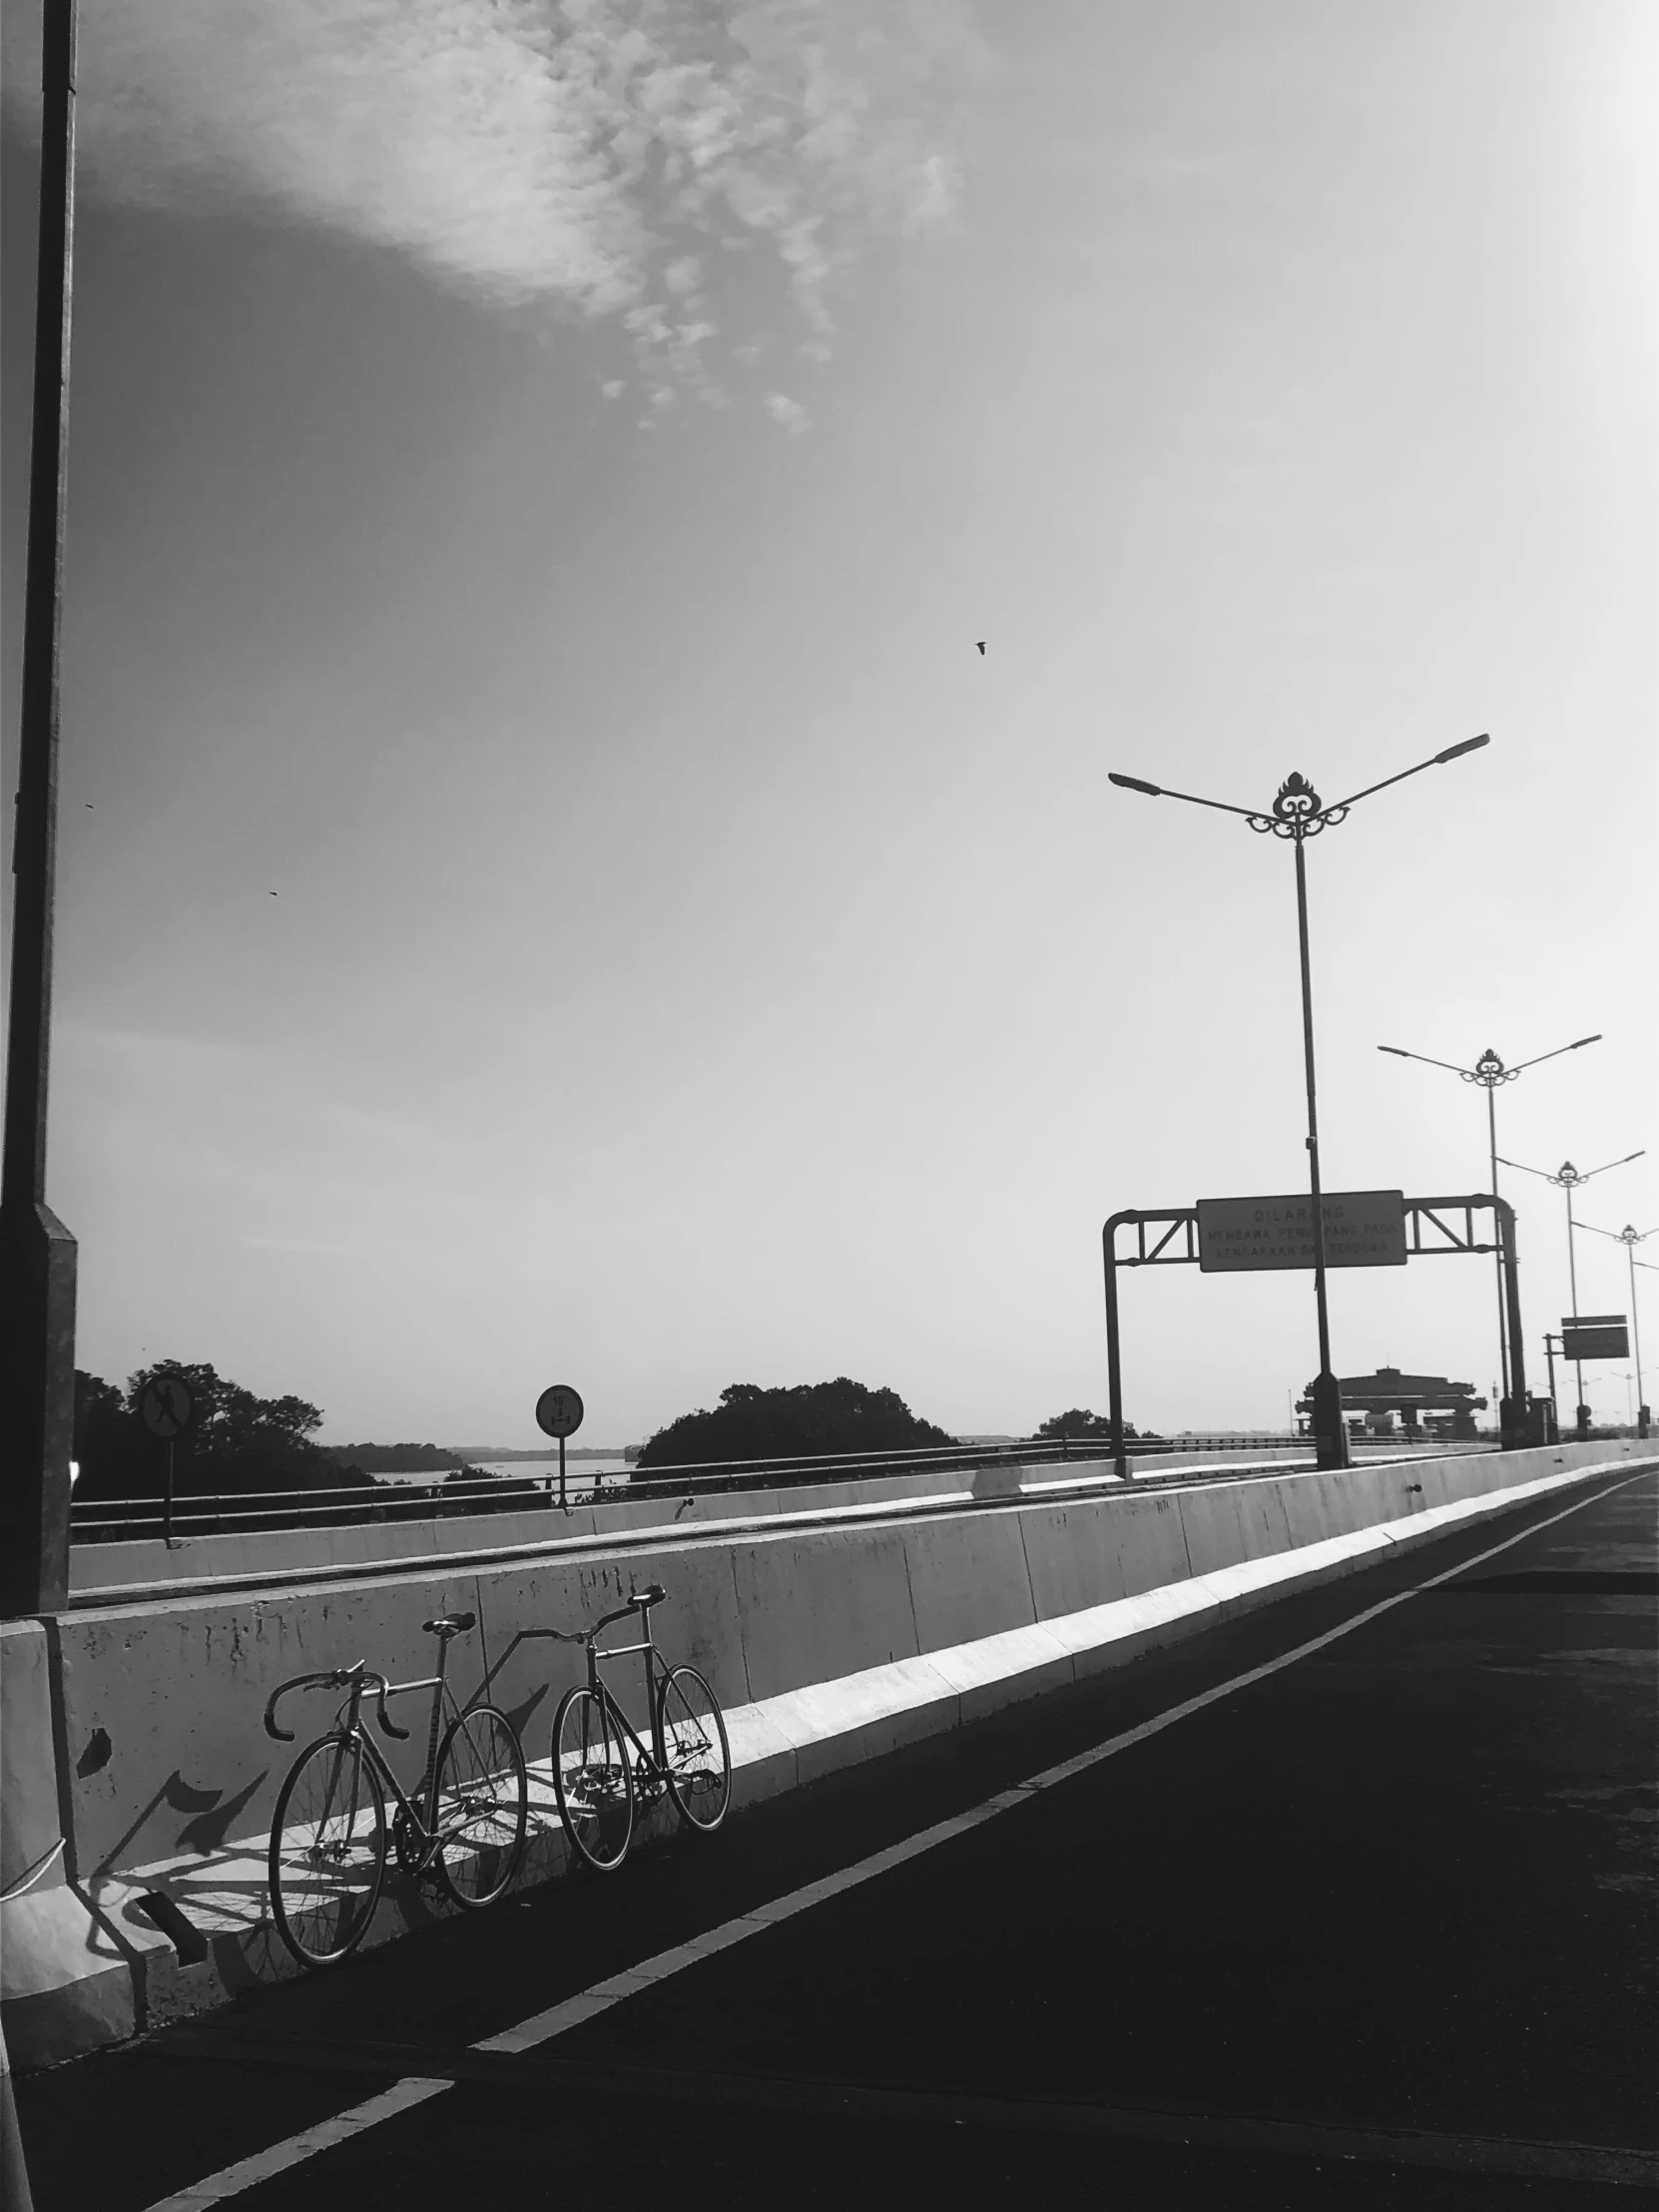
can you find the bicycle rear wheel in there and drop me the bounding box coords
[434,1704,528,1908]
[657,1665,731,1834]
[552,1686,634,1873]
[269,1732,386,1967]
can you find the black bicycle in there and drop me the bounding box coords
[548,1583,731,1873]
[263,1612,527,1967]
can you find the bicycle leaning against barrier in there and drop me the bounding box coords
[263,1611,528,1967]
[538,1582,731,1873]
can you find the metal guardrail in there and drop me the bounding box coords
[67,1430,1502,1544]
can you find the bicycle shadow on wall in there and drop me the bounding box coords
[88,1768,271,1887]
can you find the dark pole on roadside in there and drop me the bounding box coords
[1292,832,1342,1464]
[1,0,81,1621]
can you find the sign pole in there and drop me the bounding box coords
[1101,1215,1129,1480]
[535,1383,584,1515]
[164,1438,174,1549]
[1495,1197,1526,1443]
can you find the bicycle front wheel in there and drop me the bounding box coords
[552,1686,634,1873]
[269,1732,386,1968]
[657,1665,732,1834]
[434,1704,528,1909]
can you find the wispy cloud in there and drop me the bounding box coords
[4,0,986,415]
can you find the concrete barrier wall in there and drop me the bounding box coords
[44,1440,1621,1885]
[68,1442,1471,1595]
[7,1438,1646,2066]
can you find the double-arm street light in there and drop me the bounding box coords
[1578,1222,1655,1438]
[1495,1151,1646,1437]
[1109,732,1490,1471]
[1376,1035,1600,1416]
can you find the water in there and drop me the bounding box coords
[369,1457,636,1492]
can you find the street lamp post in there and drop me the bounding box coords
[1496,1153,1646,1438]
[1579,1222,1655,1439]
[1375,1036,1600,1429]
[1109,733,1490,1472]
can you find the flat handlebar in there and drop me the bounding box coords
[263,1665,409,1743]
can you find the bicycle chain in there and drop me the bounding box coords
[391,1808,428,1880]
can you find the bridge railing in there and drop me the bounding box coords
[67,1428,1499,1544]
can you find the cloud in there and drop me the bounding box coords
[4,0,986,410]
[764,390,808,433]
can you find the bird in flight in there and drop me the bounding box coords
[975,642,985,655]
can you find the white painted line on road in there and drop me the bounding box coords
[139,1462,1651,2208]
[140,2077,452,2209]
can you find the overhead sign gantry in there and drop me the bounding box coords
[1101,1191,1528,1477]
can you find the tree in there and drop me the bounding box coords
[636,1378,955,1472]
[1033,1407,1154,1442]
[71,1360,371,1502]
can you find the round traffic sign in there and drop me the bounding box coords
[535,1384,584,1439]
[139,1374,197,1440]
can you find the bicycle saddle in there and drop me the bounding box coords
[422,1611,477,1637]
[632,1583,667,1608]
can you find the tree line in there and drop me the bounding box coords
[72,1362,374,1504]
[633,1380,1154,1470]
[72,1362,1155,1509]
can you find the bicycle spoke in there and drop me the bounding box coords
[269,1734,386,1967]
[553,1687,634,1872]
[657,1666,732,1834]
[434,1706,528,1908]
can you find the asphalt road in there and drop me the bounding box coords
[17,1466,1657,2211]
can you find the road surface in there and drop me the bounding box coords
[17,1464,1657,2210]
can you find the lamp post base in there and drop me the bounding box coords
[1311,1370,1350,1470]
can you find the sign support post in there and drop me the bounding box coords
[535,1383,585,1514]
[139,1374,197,1550]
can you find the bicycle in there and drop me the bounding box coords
[263,1611,528,1968]
[546,1582,731,1874]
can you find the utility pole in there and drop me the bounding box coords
[1,0,80,1618]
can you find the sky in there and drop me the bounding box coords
[3,0,1655,1448]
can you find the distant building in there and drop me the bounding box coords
[1297,1367,1487,1440]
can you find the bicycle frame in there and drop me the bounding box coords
[583,1625,673,1784]
[267,1634,490,1868]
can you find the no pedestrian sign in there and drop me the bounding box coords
[1196,1191,1407,1273]
[535,1384,584,1439]
[139,1374,197,1440]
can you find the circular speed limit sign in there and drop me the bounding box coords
[535,1384,584,1440]
[139,1374,197,1440]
